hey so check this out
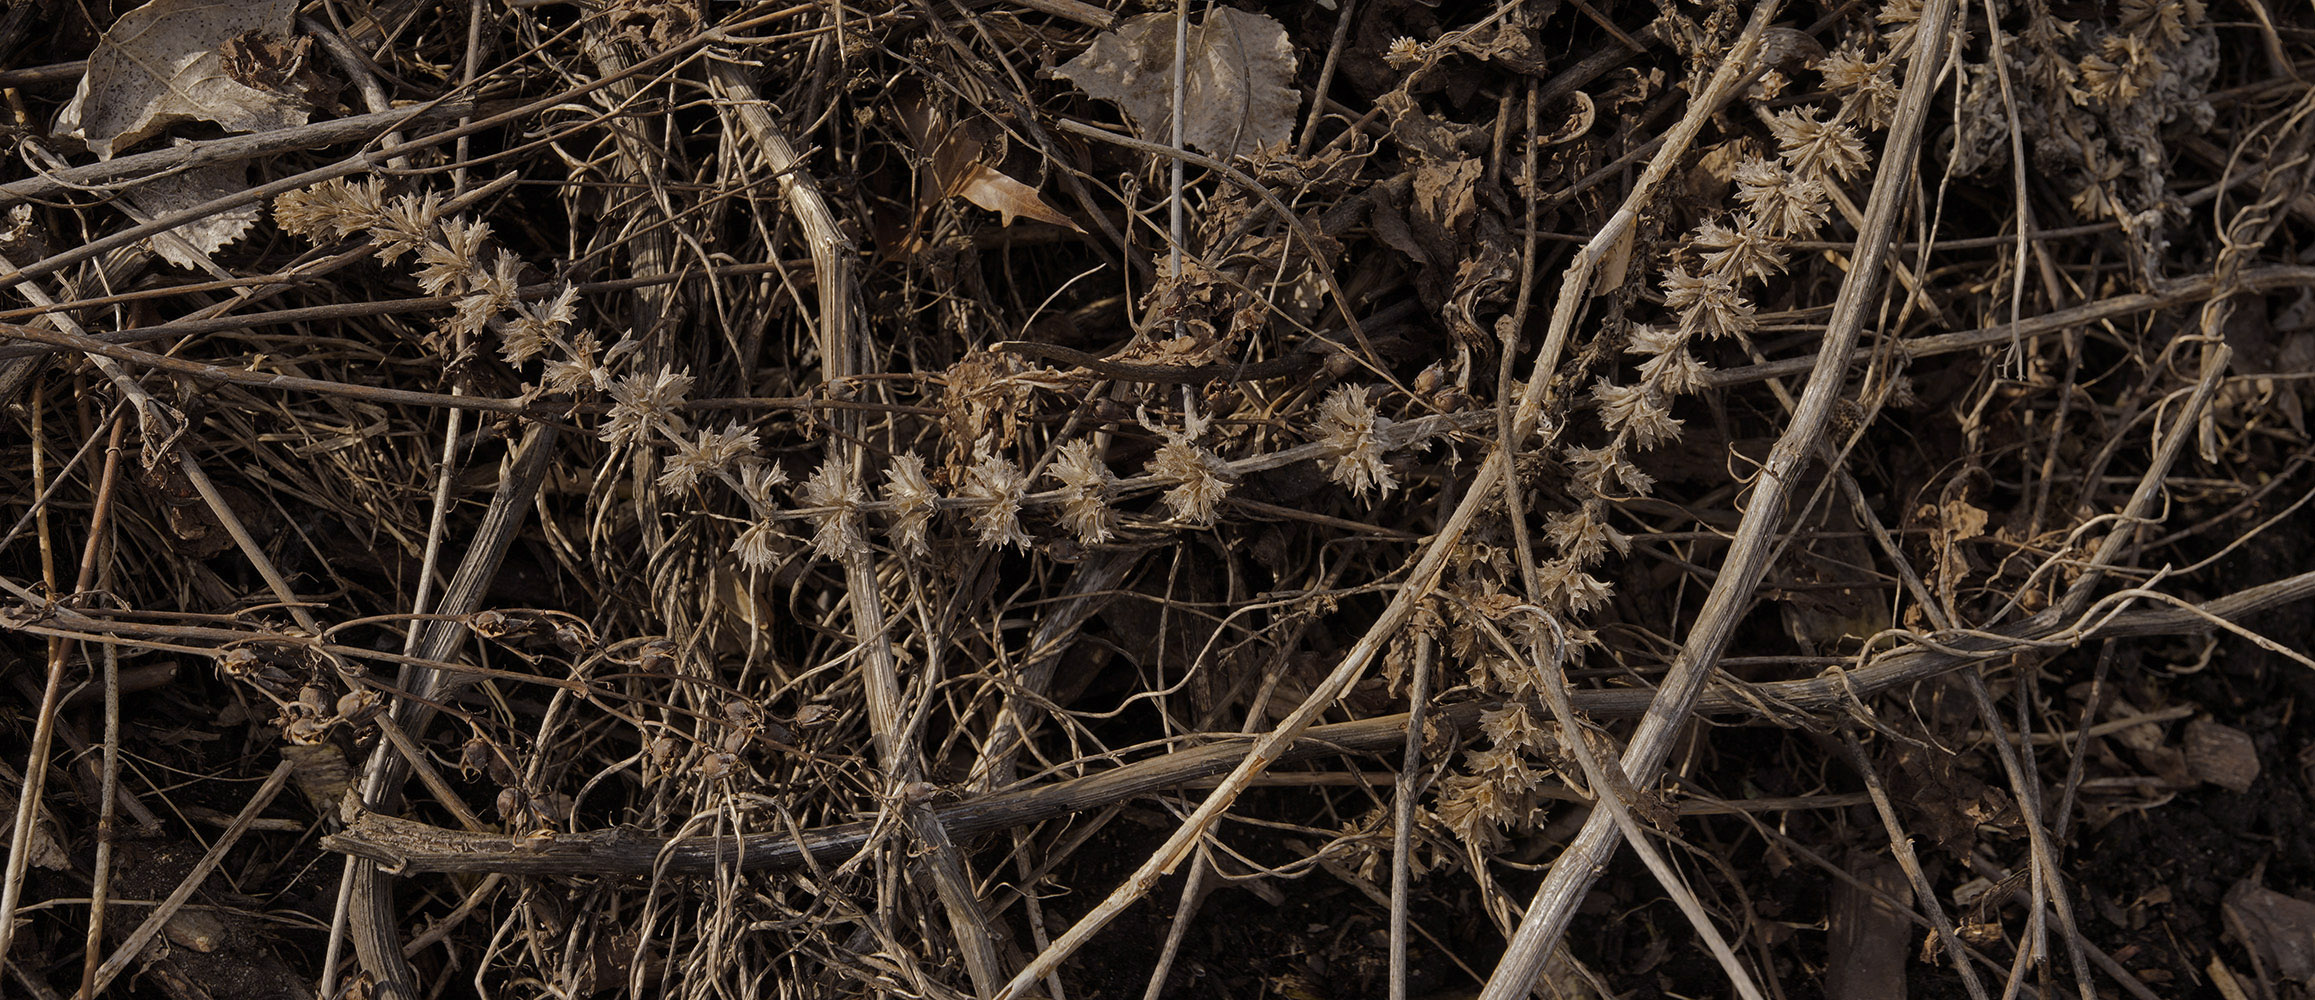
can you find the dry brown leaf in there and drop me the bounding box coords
[953,163,1083,231]
[1056,7,1298,161]
[2185,718,2260,792]
[57,0,309,160]
[2224,878,2315,982]
[127,153,260,268]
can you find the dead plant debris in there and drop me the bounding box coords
[6,0,2315,998]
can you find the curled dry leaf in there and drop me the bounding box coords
[2184,717,2259,792]
[1056,7,1298,161]
[894,89,1079,235]
[2224,878,2315,982]
[57,0,309,160]
[954,162,1083,231]
[126,153,260,268]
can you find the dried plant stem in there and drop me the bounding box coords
[73,417,127,1000]
[1838,723,1992,999]
[993,16,1803,982]
[971,549,1140,790]
[77,760,295,998]
[342,422,561,1000]
[1515,618,1766,1000]
[0,100,488,207]
[318,562,2315,881]
[1708,264,2315,388]
[1477,0,1949,992]
[0,13,796,294]
[712,59,1005,999]
[1388,634,1434,1000]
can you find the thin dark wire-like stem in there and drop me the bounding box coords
[1388,634,1434,1000]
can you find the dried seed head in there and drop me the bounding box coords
[538,332,606,394]
[1767,107,1871,184]
[1689,220,1788,286]
[1543,504,1629,566]
[415,217,490,296]
[731,519,782,571]
[600,366,694,448]
[1049,439,1117,544]
[1315,385,1396,500]
[370,192,442,264]
[1733,158,1831,238]
[1146,407,1234,525]
[1590,381,1682,450]
[657,421,759,497]
[960,447,1033,550]
[273,177,387,242]
[1385,36,1425,68]
[799,457,870,560]
[881,453,939,556]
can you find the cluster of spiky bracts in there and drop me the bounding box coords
[277,177,1430,570]
[1421,4,1908,858]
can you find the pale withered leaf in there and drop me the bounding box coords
[58,0,309,159]
[1056,7,1298,161]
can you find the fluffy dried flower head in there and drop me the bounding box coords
[731,521,781,570]
[1384,37,1424,69]
[738,459,790,509]
[1877,0,1925,53]
[961,447,1032,550]
[1537,558,1614,615]
[1636,346,1710,396]
[1480,703,1549,751]
[658,422,759,497]
[1590,381,1682,450]
[1468,744,1546,798]
[538,332,606,394]
[1315,386,1396,500]
[882,454,939,556]
[2120,0,2204,45]
[1147,412,1234,525]
[1732,158,1831,238]
[497,284,581,364]
[1544,504,1629,566]
[2078,34,2161,104]
[1565,443,1653,497]
[731,520,783,571]
[1048,440,1116,544]
[600,366,694,448]
[371,192,442,265]
[1660,266,1757,343]
[1815,43,1900,129]
[273,177,386,242]
[1690,219,1787,285]
[1434,773,1517,851]
[415,217,490,296]
[1768,107,1871,183]
[799,457,869,560]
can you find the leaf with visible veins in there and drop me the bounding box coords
[1057,7,1299,161]
[58,0,309,160]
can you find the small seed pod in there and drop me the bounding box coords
[722,699,762,727]
[636,638,678,673]
[696,751,740,781]
[335,689,383,727]
[469,610,511,637]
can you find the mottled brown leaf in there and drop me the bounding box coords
[952,163,1083,231]
[58,0,308,159]
[1056,7,1298,161]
